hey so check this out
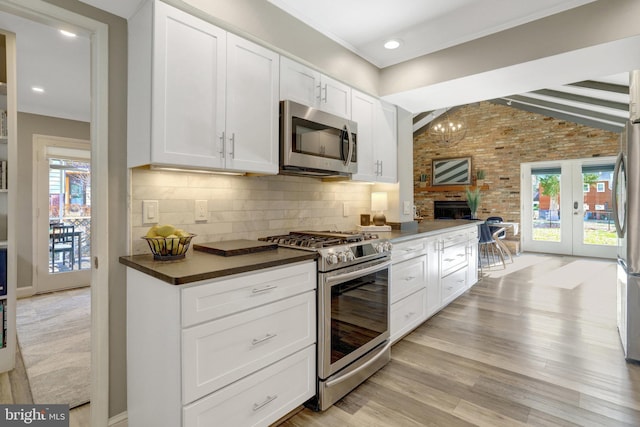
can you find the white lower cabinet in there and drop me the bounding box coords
[441,266,468,305]
[183,345,315,427]
[390,225,479,343]
[127,261,317,427]
[182,292,315,404]
[391,288,427,343]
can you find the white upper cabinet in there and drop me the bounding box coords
[279,57,321,108]
[225,34,279,174]
[351,90,398,183]
[128,0,279,174]
[351,90,377,182]
[280,56,351,118]
[375,100,398,183]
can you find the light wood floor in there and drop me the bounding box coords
[280,253,640,426]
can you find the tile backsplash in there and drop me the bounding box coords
[130,168,372,254]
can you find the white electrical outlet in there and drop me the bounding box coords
[343,203,349,217]
[143,200,159,224]
[195,200,208,221]
[403,201,412,215]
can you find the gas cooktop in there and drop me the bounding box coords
[259,231,391,272]
[259,231,379,250]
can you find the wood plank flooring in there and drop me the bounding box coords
[279,253,640,426]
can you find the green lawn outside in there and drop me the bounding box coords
[533,226,616,245]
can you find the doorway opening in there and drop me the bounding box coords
[521,157,617,258]
[35,136,91,293]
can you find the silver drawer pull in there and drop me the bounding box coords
[405,311,416,319]
[444,258,455,262]
[252,333,277,346]
[252,394,278,411]
[457,254,465,257]
[457,279,465,284]
[252,284,277,294]
[404,276,416,281]
[404,247,420,252]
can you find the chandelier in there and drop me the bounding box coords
[429,109,467,144]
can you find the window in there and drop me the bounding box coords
[583,183,590,192]
[597,182,605,192]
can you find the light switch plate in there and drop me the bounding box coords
[143,200,159,224]
[195,200,208,222]
[403,201,412,215]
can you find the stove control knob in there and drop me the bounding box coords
[374,243,384,253]
[338,251,348,262]
[345,251,355,261]
[327,253,339,265]
[383,241,392,252]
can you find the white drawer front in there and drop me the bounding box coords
[441,242,468,277]
[182,261,316,327]
[182,292,315,404]
[391,238,428,262]
[390,288,427,343]
[441,267,468,305]
[391,256,426,303]
[183,345,315,427]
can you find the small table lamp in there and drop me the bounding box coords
[371,192,388,226]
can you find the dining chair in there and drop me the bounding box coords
[51,224,75,271]
[486,216,506,239]
[477,222,506,273]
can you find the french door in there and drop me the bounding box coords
[521,157,617,258]
[34,135,91,293]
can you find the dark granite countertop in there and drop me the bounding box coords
[120,247,318,285]
[376,220,479,243]
[120,221,476,285]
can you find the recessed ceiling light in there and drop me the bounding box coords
[32,87,45,93]
[384,39,401,50]
[59,29,77,38]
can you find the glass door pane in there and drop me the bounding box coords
[531,168,561,242]
[48,158,91,274]
[581,165,616,247]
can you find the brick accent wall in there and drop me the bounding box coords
[413,101,620,223]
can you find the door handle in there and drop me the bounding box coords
[574,201,579,209]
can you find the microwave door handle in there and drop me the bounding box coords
[344,123,354,167]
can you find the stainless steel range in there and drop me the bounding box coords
[260,231,392,411]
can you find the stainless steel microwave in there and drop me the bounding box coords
[280,100,357,177]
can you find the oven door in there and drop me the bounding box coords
[318,258,390,379]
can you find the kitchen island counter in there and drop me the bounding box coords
[378,219,478,243]
[119,247,318,285]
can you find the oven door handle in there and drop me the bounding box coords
[325,260,391,286]
[325,341,392,388]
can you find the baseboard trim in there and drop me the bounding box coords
[16,286,35,299]
[109,411,127,427]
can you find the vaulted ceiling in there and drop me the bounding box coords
[0,0,632,136]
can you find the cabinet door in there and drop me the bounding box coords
[279,56,321,107]
[375,100,398,183]
[225,34,279,174]
[182,291,315,404]
[183,346,315,427]
[426,238,441,317]
[320,74,351,118]
[391,255,426,304]
[350,90,377,182]
[467,228,479,287]
[152,1,226,168]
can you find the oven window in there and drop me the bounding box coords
[292,117,356,162]
[330,268,388,364]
